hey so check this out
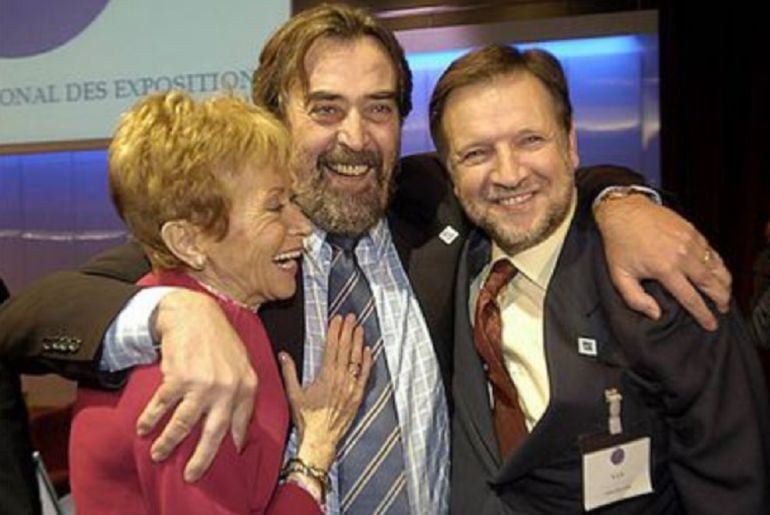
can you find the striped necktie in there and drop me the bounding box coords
[327,234,410,514]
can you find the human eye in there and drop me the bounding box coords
[264,194,286,213]
[266,202,284,213]
[309,103,344,123]
[459,147,490,165]
[366,101,396,122]
[519,133,546,149]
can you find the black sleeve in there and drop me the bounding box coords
[0,282,40,514]
[597,261,770,513]
[574,164,647,219]
[752,247,770,308]
[750,287,770,350]
[0,362,40,515]
[0,241,151,385]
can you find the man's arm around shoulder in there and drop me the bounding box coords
[598,264,769,513]
[0,241,149,383]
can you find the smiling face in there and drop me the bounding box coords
[197,161,310,307]
[285,36,401,236]
[443,72,579,255]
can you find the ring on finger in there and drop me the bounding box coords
[702,248,714,265]
[348,362,361,378]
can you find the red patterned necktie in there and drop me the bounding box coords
[473,258,528,458]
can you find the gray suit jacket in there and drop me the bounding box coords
[451,198,769,514]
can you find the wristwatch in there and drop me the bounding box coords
[593,185,662,209]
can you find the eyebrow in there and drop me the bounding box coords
[304,90,397,103]
[368,91,398,101]
[257,185,286,198]
[452,140,486,156]
[305,91,344,103]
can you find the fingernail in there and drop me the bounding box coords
[151,450,163,462]
[184,471,196,483]
[278,352,287,362]
[136,426,147,436]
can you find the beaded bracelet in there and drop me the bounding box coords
[280,457,330,503]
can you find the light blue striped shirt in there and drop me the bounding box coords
[289,220,449,514]
[101,286,174,371]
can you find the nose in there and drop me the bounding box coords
[285,201,311,237]
[491,145,529,187]
[337,110,368,150]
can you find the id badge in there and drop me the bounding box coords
[579,432,652,511]
[579,388,653,511]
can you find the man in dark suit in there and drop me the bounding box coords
[0,278,41,515]
[0,3,733,508]
[430,45,768,513]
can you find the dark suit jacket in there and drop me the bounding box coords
[0,154,467,390]
[0,279,41,515]
[750,246,770,349]
[0,156,642,391]
[451,197,769,514]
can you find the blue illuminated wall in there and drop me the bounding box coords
[0,150,125,291]
[402,34,660,182]
[0,34,659,291]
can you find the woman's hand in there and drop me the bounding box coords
[279,313,373,471]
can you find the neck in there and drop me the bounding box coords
[186,269,260,312]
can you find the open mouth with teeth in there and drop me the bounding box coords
[323,162,375,178]
[490,191,536,208]
[272,248,303,271]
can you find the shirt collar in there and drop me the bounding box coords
[303,218,390,264]
[491,188,577,291]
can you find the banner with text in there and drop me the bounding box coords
[0,0,290,148]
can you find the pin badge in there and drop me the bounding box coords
[578,337,598,356]
[439,225,459,245]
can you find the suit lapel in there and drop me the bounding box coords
[453,231,502,474]
[387,153,468,394]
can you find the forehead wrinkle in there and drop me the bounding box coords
[446,74,559,151]
[304,90,344,104]
[301,37,397,94]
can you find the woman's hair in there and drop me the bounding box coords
[108,90,290,269]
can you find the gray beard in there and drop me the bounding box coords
[464,187,573,256]
[294,166,393,237]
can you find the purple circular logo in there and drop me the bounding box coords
[1,0,110,58]
[610,447,625,465]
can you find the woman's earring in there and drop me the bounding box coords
[193,257,206,270]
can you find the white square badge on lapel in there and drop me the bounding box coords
[439,225,459,245]
[578,337,598,357]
